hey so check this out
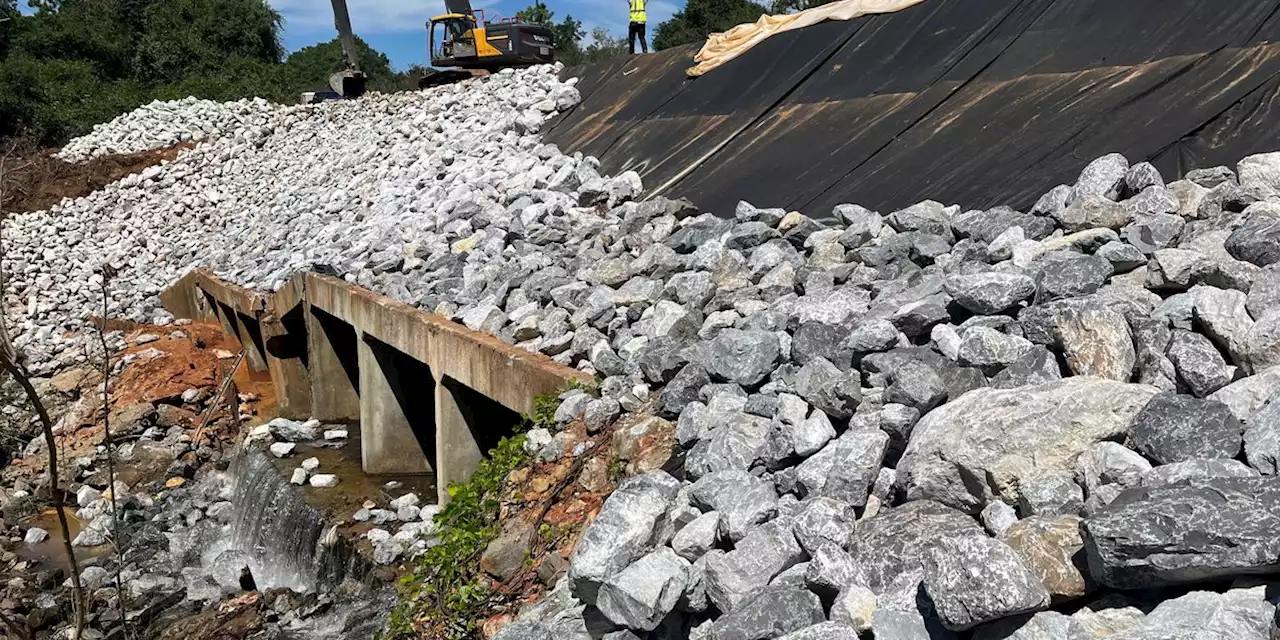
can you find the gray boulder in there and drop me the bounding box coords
[703,518,807,612]
[1053,306,1135,381]
[1148,248,1211,291]
[1192,285,1255,366]
[671,511,720,562]
[1016,472,1084,517]
[990,346,1062,389]
[897,378,1158,512]
[944,272,1037,315]
[703,329,781,387]
[777,622,863,640]
[1211,366,1280,421]
[792,357,861,419]
[1070,153,1129,203]
[492,621,553,640]
[1225,210,1280,267]
[791,496,857,555]
[957,327,1034,374]
[595,547,689,632]
[972,611,1091,640]
[1075,441,1152,496]
[1103,584,1275,639]
[848,500,985,594]
[1245,398,1280,475]
[922,535,1051,630]
[795,427,889,507]
[1037,253,1114,300]
[1167,329,1234,397]
[712,585,826,640]
[1127,393,1244,464]
[687,469,777,542]
[1081,476,1280,588]
[1141,458,1259,488]
[568,472,681,604]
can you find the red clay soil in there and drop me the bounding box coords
[1,143,191,215]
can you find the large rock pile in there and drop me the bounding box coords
[54,96,280,162]
[8,58,1280,639]
[493,152,1280,639]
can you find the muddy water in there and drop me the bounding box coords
[18,508,112,573]
[260,426,437,523]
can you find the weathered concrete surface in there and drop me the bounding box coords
[161,269,591,505]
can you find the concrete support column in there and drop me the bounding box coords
[304,304,360,422]
[434,375,483,507]
[359,332,433,476]
[260,313,312,419]
[234,311,269,373]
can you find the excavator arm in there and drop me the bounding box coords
[328,0,367,98]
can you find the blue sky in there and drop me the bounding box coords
[267,0,680,69]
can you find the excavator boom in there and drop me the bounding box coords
[327,0,367,98]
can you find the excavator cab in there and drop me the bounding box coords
[421,0,554,88]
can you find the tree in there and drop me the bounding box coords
[769,0,837,13]
[283,35,395,93]
[576,26,626,65]
[515,1,589,66]
[1,0,17,58]
[652,0,768,50]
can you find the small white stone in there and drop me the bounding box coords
[323,429,349,440]
[309,474,339,488]
[290,468,308,485]
[301,457,320,471]
[269,442,295,458]
[24,527,49,545]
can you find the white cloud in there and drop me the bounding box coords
[269,0,445,34]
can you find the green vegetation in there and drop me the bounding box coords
[653,0,770,50]
[387,384,576,639]
[386,431,532,640]
[0,0,425,148]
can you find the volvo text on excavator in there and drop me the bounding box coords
[420,0,556,88]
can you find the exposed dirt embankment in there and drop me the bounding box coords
[1,143,189,215]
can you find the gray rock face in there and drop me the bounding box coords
[1127,393,1244,464]
[1211,366,1280,421]
[1081,476,1280,588]
[712,586,826,640]
[1192,285,1254,366]
[1037,253,1114,300]
[1104,585,1275,639]
[671,511,719,562]
[794,427,889,507]
[1140,458,1259,488]
[1071,154,1130,203]
[1075,441,1151,496]
[791,496,857,555]
[1167,329,1234,397]
[569,472,681,604]
[922,535,1051,631]
[897,378,1159,512]
[703,519,807,612]
[777,622,863,640]
[972,611,1091,640]
[1053,306,1135,381]
[1245,398,1280,475]
[688,469,777,543]
[595,547,689,632]
[1225,210,1280,267]
[957,327,1034,374]
[703,329,781,387]
[945,272,1037,315]
[849,500,985,594]
[493,620,554,640]
[1016,472,1084,517]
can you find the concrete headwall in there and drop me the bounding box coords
[160,269,591,505]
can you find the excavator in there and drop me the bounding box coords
[420,0,557,88]
[315,0,555,101]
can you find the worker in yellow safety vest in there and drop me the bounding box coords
[628,0,648,54]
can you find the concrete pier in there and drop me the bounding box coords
[161,269,590,505]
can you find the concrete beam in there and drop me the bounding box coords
[261,276,312,419]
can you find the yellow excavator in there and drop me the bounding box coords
[313,0,555,100]
[419,0,556,88]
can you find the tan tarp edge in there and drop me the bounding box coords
[687,0,927,76]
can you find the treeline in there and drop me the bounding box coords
[0,0,423,148]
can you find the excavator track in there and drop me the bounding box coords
[418,68,491,90]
